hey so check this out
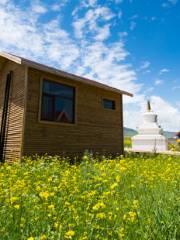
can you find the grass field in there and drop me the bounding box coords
[0,153,179,240]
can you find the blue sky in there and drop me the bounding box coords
[0,0,179,131]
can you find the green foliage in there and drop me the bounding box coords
[124,137,132,148]
[0,154,179,240]
[168,143,180,152]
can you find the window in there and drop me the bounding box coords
[41,80,75,123]
[103,99,116,110]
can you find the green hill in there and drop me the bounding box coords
[124,127,137,137]
[163,131,176,139]
[124,127,176,139]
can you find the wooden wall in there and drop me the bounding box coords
[0,60,26,161]
[23,68,124,157]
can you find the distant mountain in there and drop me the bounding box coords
[124,127,137,137]
[163,131,176,139]
[124,127,177,139]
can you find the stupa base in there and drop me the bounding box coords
[132,134,168,152]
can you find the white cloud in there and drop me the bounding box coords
[172,85,180,91]
[162,3,168,7]
[151,17,156,21]
[73,7,115,40]
[94,25,111,41]
[129,14,138,20]
[51,4,61,11]
[119,31,128,38]
[124,95,180,131]
[159,68,170,75]
[72,0,98,17]
[31,0,47,14]
[75,41,139,94]
[118,10,123,19]
[150,96,180,131]
[155,79,163,85]
[176,101,180,109]
[140,61,151,70]
[87,0,97,6]
[162,0,178,7]
[0,2,79,68]
[0,0,139,95]
[50,0,69,11]
[129,21,136,31]
[168,0,178,5]
[82,0,98,7]
[0,0,178,132]
[115,0,123,3]
[144,87,154,94]
[0,0,9,5]
[124,94,146,129]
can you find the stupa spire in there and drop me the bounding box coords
[147,100,151,112]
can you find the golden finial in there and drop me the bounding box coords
[147,100,151,112]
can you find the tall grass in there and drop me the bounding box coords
[0,154,179,240]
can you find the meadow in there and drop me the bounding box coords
[0,153,179,240]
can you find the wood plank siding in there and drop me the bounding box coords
[0,59,26,161]
[23,68,124,157]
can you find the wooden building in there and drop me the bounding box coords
[0,52,132,162]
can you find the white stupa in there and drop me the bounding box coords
[132,101,168,152]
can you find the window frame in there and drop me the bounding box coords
[39,77,76,126]
[102,98,116,110]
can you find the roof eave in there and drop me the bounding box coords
[21,59,133,97]
[0,52,133,97]
[0,52,22,64]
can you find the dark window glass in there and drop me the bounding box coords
[103,99,116,110]
[41,80,75,123]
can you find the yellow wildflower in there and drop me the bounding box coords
[10,196,18,204]
[96,212,106,219]
[120,166,127,172]
[123,213,127,220]
[65,230,75,239]
[79,236,88,240]
[40,234,47,240]
[118,227,125,239]
[14,204,20,209]
[132,200,139,209]
[110,183,118,190]
[103,191,111,197]
[48,204,55,210]
[36,186,41,191]
[48,176,53,182]
[116,176,120,182]
[27,237,34,240]
[93,201,106,211]
[128,211,137,222]
[39,191,50,200]
[108,212,113,220]
[54,222,59,229]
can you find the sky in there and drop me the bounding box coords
[0,0,180,131]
